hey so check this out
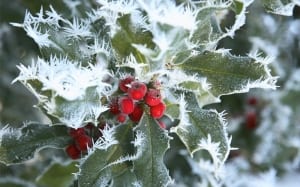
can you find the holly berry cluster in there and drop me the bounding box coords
[109,75,167,129]
[65,123,105,159]
[65,76,168,159]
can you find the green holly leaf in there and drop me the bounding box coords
[78,124,135,187]
[133,113,171,187]
[171,92,230,164]
[175,50,276,101]
[111,14,155,62]
[0,123,71,165]
[36,161,78,187]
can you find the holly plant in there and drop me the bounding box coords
[0,0,278,186]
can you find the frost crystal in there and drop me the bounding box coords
[137,0,198,31]
[199,134,222,169]
[63,18,91,39]
[93,125,118,150]
[15,56,111,101]
[177,94,191,127]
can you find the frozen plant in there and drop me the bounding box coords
[0,0,278,186]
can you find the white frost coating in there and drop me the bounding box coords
[0,125,21,145]
[63,18,91,39]
[267,3,296,16]
[249,39,278,62]
[117,54,148,81]
[182,149,224,186]
[95,0,138,36]
[248,50,276,65]
[94,130,146,171]
[15,56,112,101]
[97,0,138,14]
[177,94,191,128]
[87,38,111,57]
[205,0,254,44]
[93,125,118,150]
[137,0,198,31]
[10,8,63,49]
[198,134,222,171]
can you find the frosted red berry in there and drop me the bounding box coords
[119,75,134,92]
[145,89,162,106]
[117,113,127,123]
[75,135,92,151]
[129,104,144,122]
[128,81,147,100]
[150,102,166,119]
[109,97,120,115]
[119,96,134,114]
[246,111,257,129]
[66,144,81,159]
[69,128,85,138]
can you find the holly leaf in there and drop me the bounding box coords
[111,14,154,61]
[263,0,299,16]
[171,92,230,164]
[175,50,276,101]
[133,113,171,187]
[78,124,135,187]
[0,123,71,165]
[36,161,78,187]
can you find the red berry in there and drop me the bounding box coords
[129,104,144,122]
[109,97,120,115]
[128,81,147,100]
[69,128,86,138]
[158,121,166,129]
[75,135,92,151]
[145,89,162,106]
[65,144,81,159]
[247,97,257,106]
[119,75,135,92]
[246,111,257,129]
[119,96,134,114]
[150,102,166,119]
[117,113,127,123]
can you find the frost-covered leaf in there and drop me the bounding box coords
[78,124,135,187]
[192,0,253,49]
[263,0,300,16]
[175,50,276,102]
[36,161,78,187]
[0,123,71,165]
[111,14,154,61]
[133,113,171,187]
[171,92,230,164]
[15,56,112,128]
